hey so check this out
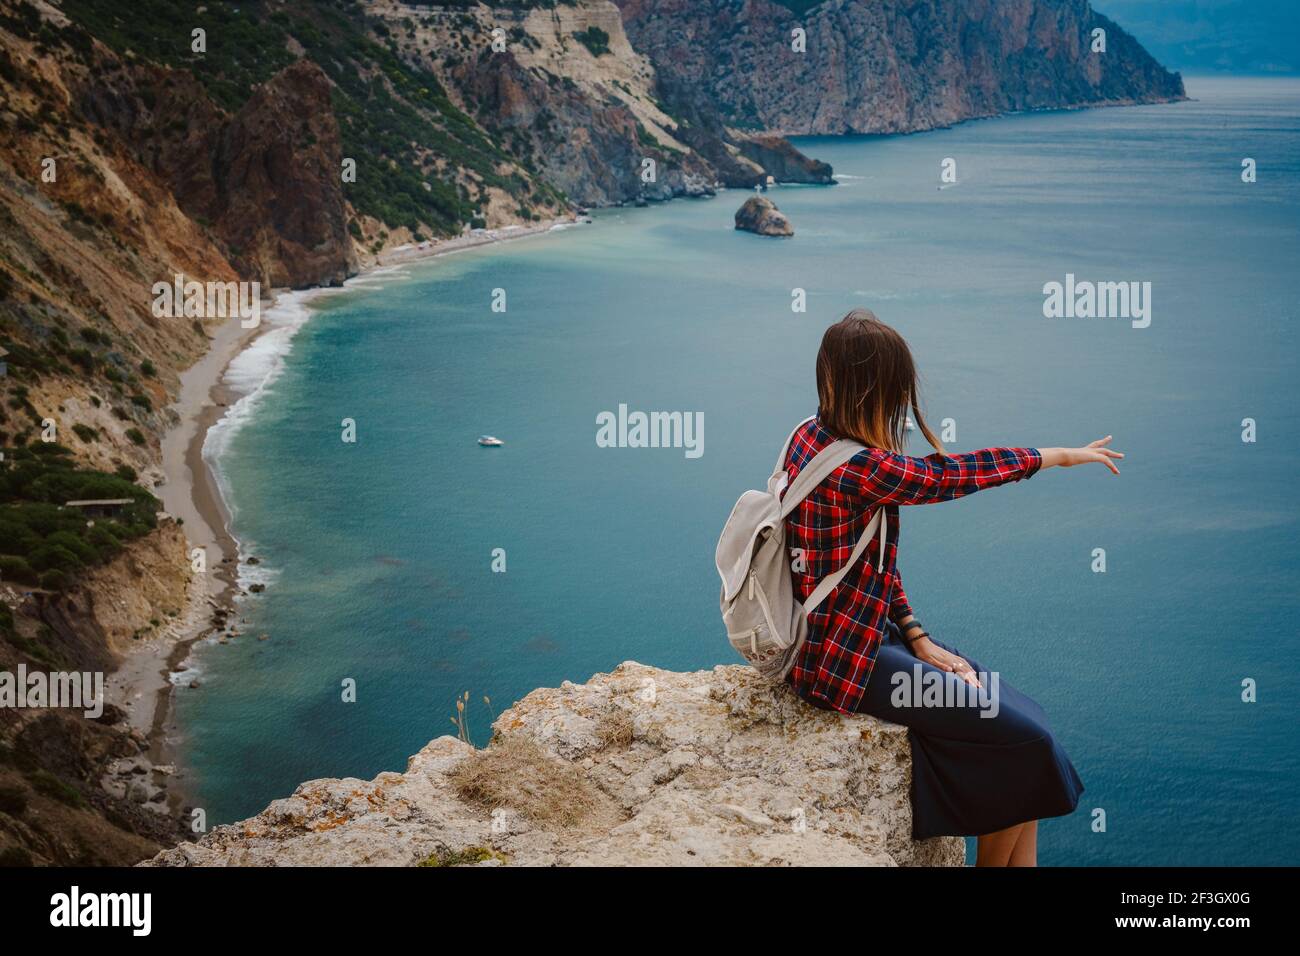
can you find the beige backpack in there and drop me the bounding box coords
[714,417,886,680]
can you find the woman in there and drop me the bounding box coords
[784,309,1122,866]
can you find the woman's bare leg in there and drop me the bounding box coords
[975,822,1026,866]
[1008,820,1038,867]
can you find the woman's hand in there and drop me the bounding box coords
[1040,437,1125,475]
[909,636,982,688]
[898,619,981,688]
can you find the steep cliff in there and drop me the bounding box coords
[366,0,826,204]
[1,519,193,865]
[75,59,358,289]
[146,662,964,867]
[53,0,550,257]
[0,1,314,865]
[76,59,361,287]
[210,61,359,288]
[616,0,1185,135]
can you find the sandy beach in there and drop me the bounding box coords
[100,311,264,757]
[103,215,579,783]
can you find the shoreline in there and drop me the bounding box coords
[107,214,580,810]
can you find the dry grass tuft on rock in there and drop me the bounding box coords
[447,736,616,829]
[416,844,507,867]
[595,706,636,750]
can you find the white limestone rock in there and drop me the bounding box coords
[144,662,964,867]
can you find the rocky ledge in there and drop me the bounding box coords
[145,662,962,867]
[735,195,794,237]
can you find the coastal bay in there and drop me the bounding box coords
[156,79,1298,865]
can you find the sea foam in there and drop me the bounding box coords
[202,268,408,583]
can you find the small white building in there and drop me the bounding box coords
[64,498,134,519]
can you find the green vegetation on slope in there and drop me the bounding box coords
[0,443,157,590]
[57,0,542,235]
[573,26,610,57]
[0,319,158,445]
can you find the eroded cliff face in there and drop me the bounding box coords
[0,4,359,469]
[1,521,194,865]
[208,61,359,288]
[445,44,718,206]
[145,662,963,867]
[75,56,358,289]
[616,0,1185,136]
[373,0,706,205]
[369,0,836,203]
[28,517,193,663]
[0,29,349,857]
[457,0,716,204]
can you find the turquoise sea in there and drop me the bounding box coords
[176,77,1300,865]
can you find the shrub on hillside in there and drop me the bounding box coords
[0,443,157,590]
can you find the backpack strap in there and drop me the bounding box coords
[771,415,817,482]
[778,439,865,519]
[776,431,890,615]
[802,507,886,614]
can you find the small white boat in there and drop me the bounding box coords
[477,435,504,447]
[905,417,916,431]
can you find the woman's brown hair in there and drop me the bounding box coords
[815,309,944,454]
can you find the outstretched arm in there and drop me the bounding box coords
[885,437,1124,686]
[836,437,1122,507]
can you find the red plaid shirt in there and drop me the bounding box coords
[783,417,1042,713]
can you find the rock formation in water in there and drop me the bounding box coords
[616,0,1186,135]
[144,662,963,867]
[735,195,794,236]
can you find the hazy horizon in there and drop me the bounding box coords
[1092,0,1300,75]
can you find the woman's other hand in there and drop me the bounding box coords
[906,634,982,689]
[1040,437,1125,475]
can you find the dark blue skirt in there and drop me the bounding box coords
[831,623,1083,839]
